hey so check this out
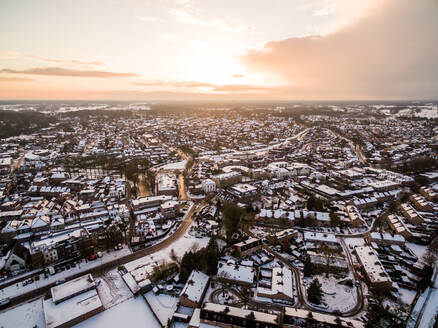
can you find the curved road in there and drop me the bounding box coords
[1,201,203,309]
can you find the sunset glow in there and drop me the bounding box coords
[0,0,437,100]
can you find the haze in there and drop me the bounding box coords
[0,0,437,100]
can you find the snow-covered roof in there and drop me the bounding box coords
[217,261,255,285]
[202,302,278,325]
[304,231,337,244]
[44,289,102,328]
[50,274,97,304]
[355,246,391,285]
[284,307,365,328]
[180,270,209,304]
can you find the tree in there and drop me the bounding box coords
[417,265,433,292]
[330,210,341,227]
[303,255,313,277]
[307,195,324,211]
[170,248,179,264]
[179,251,197,282]
[307,195,316,211]
[222,203,245,239]
[433,314,438,328]
[206,237,219,275]
[319,244,337,274]
[307,278,323,304]
[216,271,232,297]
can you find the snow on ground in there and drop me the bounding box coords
[73,296,160,328]
[0,246,131,300]
[398,288,417,306]
[97,269,133,309]
[0,297,45,328]
[125,223,209,278]
[407,262,438,328]
[406,242,428,261]
[144,291,179,326]
[394,107,438,119]
[304,274,357,313]
[344,237,365,250]
[249,226,270,239]
[156,160,187,171]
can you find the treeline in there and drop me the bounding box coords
[58,109,138,120]
[179,238,219,282]
[0,110,55,139]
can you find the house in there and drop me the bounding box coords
[131,195,172,211]
[44,274,103,328]
[234,238,262,256]
[410,194,433,212]
[400,203,424,224]
[229,183,258,201]
[284,307,364,328]
[354,246,392,289]
[217,260,255,286]
[179,270,210,308]
[345,205,365,227]
[200,303,280,328]
[386,215,413,239]
[420,186,438,201]
[257,266,294,301]
[160,200,179,219]
[201,179,216,194]
[0,242,29,272]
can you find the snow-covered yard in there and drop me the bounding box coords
[344,237,365,250]
[304,274,357,313]
[124,223,210,283]
[97,269,133,309]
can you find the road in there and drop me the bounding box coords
[178,174,188,200]
[327,128,368,165]
[267,244,364,317]
[339,238,365,316]
[413,266,438,328]
[1,201,202,309]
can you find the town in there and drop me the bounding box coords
[0,102,437,328]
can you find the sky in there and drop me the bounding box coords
[0,0,437,101]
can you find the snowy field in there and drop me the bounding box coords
[398,288,417,305]
[73,296,160,328]
[97,269,133,309]
[406,242,428,261]
[0,297,45,328]
[304,274,357,313]
[155,160,187,171]
[125,223,209,276]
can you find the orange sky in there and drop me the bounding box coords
[0,0,437,100]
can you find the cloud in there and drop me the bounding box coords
[211,84,269,93]
[0,76,33,82]
[170,8,250,34]
[0,51,20,60]
[160,34,181,42]
[137,16,160,22]
[242,0,438,99]
[231,74,244,78]
[133,80,215,88]
[30,56,104,67]
[1,67,138,78]
[134,80,269,93]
